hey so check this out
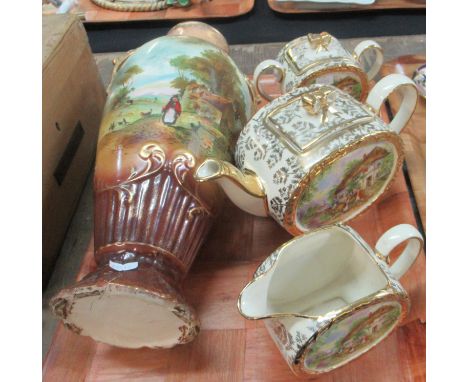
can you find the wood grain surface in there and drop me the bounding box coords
[43,75,425,381]
[74,0,254,23]
[268,0,425,14]
[381,55,426,231]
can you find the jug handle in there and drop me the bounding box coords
[253,59,285,101]
[353,40,384,81]
[375,224,424,280]
[366,74,418,134]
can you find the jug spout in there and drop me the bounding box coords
[237,274,272,320]
[194,159,268,217]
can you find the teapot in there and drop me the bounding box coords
[195,74,417,235]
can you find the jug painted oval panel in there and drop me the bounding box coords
[295,141,397,230]
[303,300,401,373]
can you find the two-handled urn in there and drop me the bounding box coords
[50,22,255,348]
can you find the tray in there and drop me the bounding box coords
[43,75,425,381]
[268,0,425,14]
[381,55,426,231]
[72,0,254,23]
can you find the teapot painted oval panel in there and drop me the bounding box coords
[295,141,398,230]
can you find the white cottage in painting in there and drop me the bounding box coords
[332,147,389,211]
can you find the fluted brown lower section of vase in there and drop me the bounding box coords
[50,147,221,348]
[94,167,214,279]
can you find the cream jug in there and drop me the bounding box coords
[237,224,423,376]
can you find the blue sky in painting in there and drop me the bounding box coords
[112,36,218,99]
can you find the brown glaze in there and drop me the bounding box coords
[93,141,221,282]
[50,23,254,348]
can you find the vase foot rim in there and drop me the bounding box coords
[50,268,199,349]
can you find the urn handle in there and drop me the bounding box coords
[253,59,285,101]
[375,224,424,280]
[107,49,136,93]
[366,74,418,134]
[353,40,384,81]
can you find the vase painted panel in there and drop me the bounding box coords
[95,35,253,262]
[51,29,254,349]
[98,36,252,169]
[296,141,397,230]
[303,301,401,372]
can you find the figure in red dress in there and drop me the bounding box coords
[162,95,182,126]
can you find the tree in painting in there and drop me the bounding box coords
[169,50,248,125]
[110,64,143,110]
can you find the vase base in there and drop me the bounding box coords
[50,266,199,349]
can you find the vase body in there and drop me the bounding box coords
[51,28,254,348]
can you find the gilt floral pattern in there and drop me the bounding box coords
[235,84,393,231]
[246,225,409,375]
[275,33,368,100]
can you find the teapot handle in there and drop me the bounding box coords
[366,74,418,134]
[253,59,285,101]
[375,224,423,280]
[353,40,384,81]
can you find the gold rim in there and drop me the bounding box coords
[297,64,369,102]
[294,291,408,375]
[237,224,409,322]
[263,85,375,156]
[282,131,404,236]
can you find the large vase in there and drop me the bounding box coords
[50,22,255,349]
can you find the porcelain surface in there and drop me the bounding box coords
[234,83,401,234]
[51,24,255,349]
[412,64,426,98]
[195,74,417,235]
[238,224,423,376]
[253,32,383,101]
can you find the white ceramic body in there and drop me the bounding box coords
[234,74,418,235]
[253,32,383,101]
[238,224,423,376]
[412,64,426,98]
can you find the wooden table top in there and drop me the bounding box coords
[268,0,425,14]
[382,55,426,231]
[43,37,426,381]
[74,0,254,23]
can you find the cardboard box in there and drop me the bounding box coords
[43,14,106,286]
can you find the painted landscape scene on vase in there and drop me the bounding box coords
[98,36,252,162]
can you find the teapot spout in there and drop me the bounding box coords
[194,159,268,217]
